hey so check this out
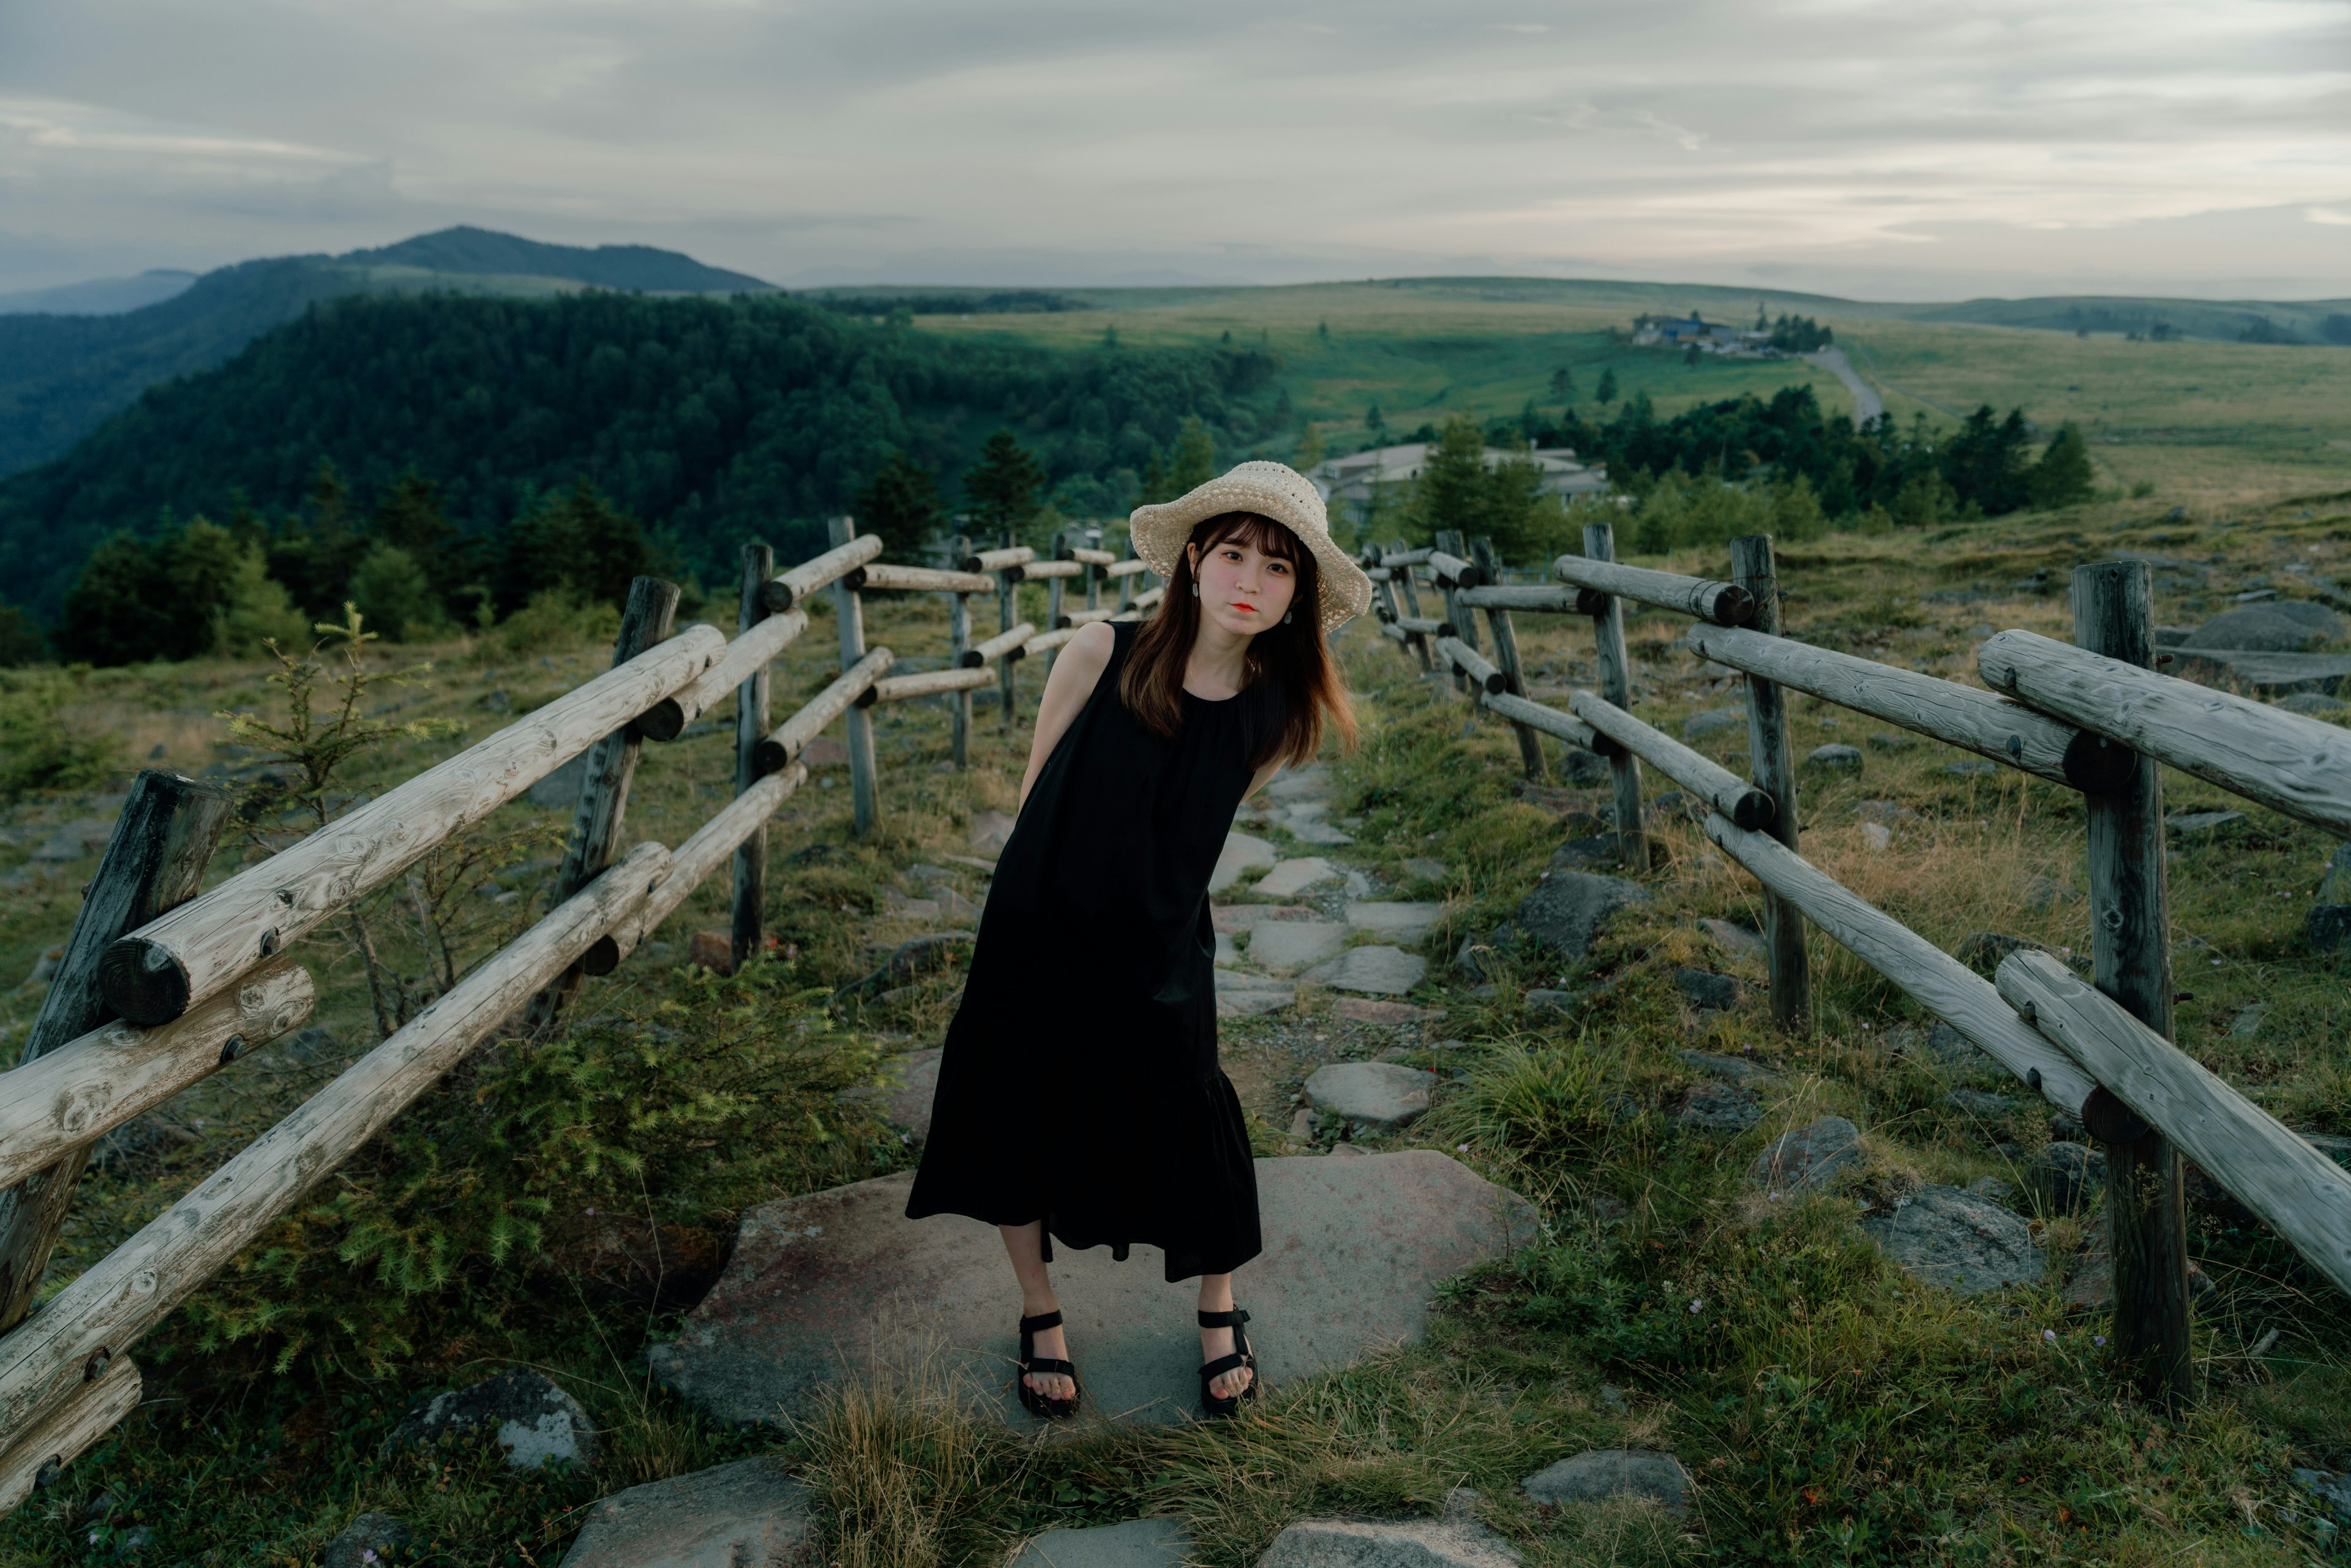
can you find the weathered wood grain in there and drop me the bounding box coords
[98,623,724,1027]
[1998,951,2351,1300]
[1427,549,1482,588]
[961,545,1036,574]
[1434,636,1507,695]
[1585,523,1647,866]
[1730,535,1811,1033]
[1021,628,1081,656]
[759,533,882,615]
[0,1352,138,1516]
[1699,812,2099,1117]
[1478,690,1599,750]
[831,519,880,838]
[1057,606,1117,629]
[862,668,998,705]
[731,542,774,972]
[1065,546,1116,566]
[1100,559,1149,579]
[1457,585,1584,615]
[1130,585,1166,612]
[1979,627,2351,835]
[639,608,808,741]
[1394,616,1455,637]
[0,958,312,1190]
[961,623,1037,667]
[752,649,894,776]
[948,534,973,770]
[1470,538,1546,779]
[849,563,995,595]
[1553,553,1753,626]
[1689,623,2105,789]
[0,842,672,1448]
[1569,689,1776,831]
[1014,559,1084,581]
[1379,547,1434,568]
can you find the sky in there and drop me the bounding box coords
[1,0,2347,301]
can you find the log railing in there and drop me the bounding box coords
[1362,532,2351,1414]
[0,519,1141,1513]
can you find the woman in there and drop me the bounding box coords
[906,461,1371,1420]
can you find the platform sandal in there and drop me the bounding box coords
[1016,1310,1081,1420]
[1196,1307,1260,1419]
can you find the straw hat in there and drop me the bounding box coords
[1128,460,1373,633]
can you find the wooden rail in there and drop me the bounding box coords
[1551,553,1753,626]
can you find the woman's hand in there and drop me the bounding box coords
[1017,621,1116,811]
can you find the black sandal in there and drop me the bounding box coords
[1197,1307,1260,1418]
[1016,1310,1081,1420]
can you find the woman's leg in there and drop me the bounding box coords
[1000,1222,1073,1400]
[1197,1271,1253,1401]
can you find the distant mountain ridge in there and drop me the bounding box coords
[0,228,777,476]
[0,270,199,317]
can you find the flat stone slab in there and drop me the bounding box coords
[1300,945,1427,996]
[386,1368,598,1469]
[1211,833,1279,893]
[1288,819,1359,847]
[2173,648,2351,696]
[560,1457,813,1567]
[1212,904,1317,933]
[1305,1062,1437,1133]
[1005,1517,1191,1567]
[1256,857,1341,898]
[1260,1490,1520,1567]
[1267,763,1335,803]
[1249,921,1352,972]
[1345,901,1444,942]
[1515,872,1649,961]
[1697,918,1766,960]
[1861,1184,2044,1295]
[1334,997,1438,1027]
[1521,1449,1692,1512]
[1748,1116,1864,1198]
[647,1153,1538,1429]
[1215,969,1297,1017]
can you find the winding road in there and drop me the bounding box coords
[1806,347,1884,427]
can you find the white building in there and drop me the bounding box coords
[1308,442,1608,522]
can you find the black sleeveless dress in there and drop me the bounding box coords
[905,621,1269,1282]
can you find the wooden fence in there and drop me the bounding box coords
[1364,527,2351,1414]
[0,525,1158,1514]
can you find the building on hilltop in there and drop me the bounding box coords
[1308,442,1608,523]
[1629,312,1782,357]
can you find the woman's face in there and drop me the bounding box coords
[1188,531,1300,640]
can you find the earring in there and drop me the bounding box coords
[1283,610,1294,625]
[1191,582,1199,597]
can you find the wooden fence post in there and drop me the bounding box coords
[1730,535,1812,1034]
[948,532,973,769]
[0,771,234,1331]
[528,574,677,1024]
[1390,538,1434,672]
[2073,559,2195,1411]
[1584,522,1646,867]
[731,541,773,972]
[1085,530,1101,613]
[833,516,882,833]
[996,531,1018,727]
[1046,530,1067,675]
[1435,530,1474,693]
[1471,536,1546,780]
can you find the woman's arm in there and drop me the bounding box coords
[1017,621,1117,810]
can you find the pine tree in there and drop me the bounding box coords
[1596,367,1619,404]
[853,451,947,558]
[371,467,463,604]
[1549,367,1574,400]
[963,429,1046,536]
[1293,425,1326,473]
[2026,424,2097,509]
[1414,415,1489,546]
[1168,418,1215,493]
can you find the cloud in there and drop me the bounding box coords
[0,0,2345,296]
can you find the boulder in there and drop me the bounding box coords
[1697,919,1767,960]
[1520,1449,1692,1512]
[2181,600,2342,651]
[2024,1141,2105,1214]
[2293,1468,2351,1529]
[1747,1117,1864,1197]
[323,1514,411,1568]
[2171,648,2351,696]
[1674,1081,1761,1135]
[968,811,1018,853]
[1672,969,1741,1011]
[1675,1050,1777,1087]
[1682,708,1745,742]
[1249,921,1351,973]
[1861,822,1892,852]
[1861,1184,2044,1295]
[1256,857,1343,898]
[1005,1518,1191,1568]
[560,1457,812,1568]
[528,755,588,809]
[1345,901,1445,942]
[1300,946,1427,996]
[1562,748,1610,787]
[1209,832,1278,893]
[1807,743,1862,770]
[386,1368,597,1469]
[1258,1489,1520,1567]
[1524,988,1581,1016]
[1215,970,1297,1018]
[1305,1062,1438,1133]
[1515,872,1649,961]
[647,1153,1539,1428]
[1942,1089,2015,1117]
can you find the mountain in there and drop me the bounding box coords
[0,269,199,317]
[0,229,776,477]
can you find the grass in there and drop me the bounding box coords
[4,481,2351,1563]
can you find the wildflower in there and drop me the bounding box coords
[1688,1298,1704,1315]
[362,1553,378,1565]
[2094,1335,2107,1347]
[2042,1329,2057,1342]
[1456,1142,1469,1152]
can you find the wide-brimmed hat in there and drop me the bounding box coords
[1128,460,1373,633]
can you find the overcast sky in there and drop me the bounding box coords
[2,0,2347,300]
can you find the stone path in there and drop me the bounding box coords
[647,1152,1538,1428]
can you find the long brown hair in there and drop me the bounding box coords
[1119,512,1356,769]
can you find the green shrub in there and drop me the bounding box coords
[0,667,118,799]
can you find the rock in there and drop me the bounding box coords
[1546,835,1625,869]
[1867,732,1916,751]
[2181,600,2342,651]
[2310,905,2351,952]
[2317,843,2351,905]
[1515,872,1649,961]
[2023,1141,2105,1214]
[1267,763,1334,803]
[2023,875,2076,911]
[1006,1518,1191,1568]
[2170,648,2351,696]
[1215,930,1242,965]
[1521,1449,1693,1512]
[1675,1050,1777,1086]
[1943,1089,2015,1117]
[2275,692,2345,716]
[30,820,110,861]
[1289,1105,1316,1138]
[1861,822,1892,852]
[1344,901,1444,942]
[323,1513,411,1568]
[1862,1185,2044,1295]
[1256,857,1341,898]
[528,754,588,809]
[927,885,984,923]
[1248,921,1351,972]
[1288,819,1359,847]
[546,1212,733,1312]
[2293,1468,2351,1529]
[1259,1488,1520,1567]
[968,811,1018,853]
[1213,904,1316,933]
[1697,918,1766,960]
[1748,1116,1864,1197]
[386,1368,598,1469]
[1675,1081,1761,1134]
[687,929,734,973]
[2166,809,2246,836]
[1913,1021,1991,1072]
[1333,997,1437,1026]
[1967,1177,2014,1201]
[1301,946,1428,996]
[1561,748,1610,787]
[559,1457,812,1568]
[1682,708,1745,741]
[1672,969,1741,1011]
[1215,970,1297,1018]
[880,1048,942,1137]
[1807,743,1862,770]
[1453,926,1507,982]
[1524,988,1581,1016]
[2229,1003,2267,1037]
[1209,833,1281,893]
[1401,857,1450,883]
[648,1152,1540,1427]
[1305,1062,1438,1133]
